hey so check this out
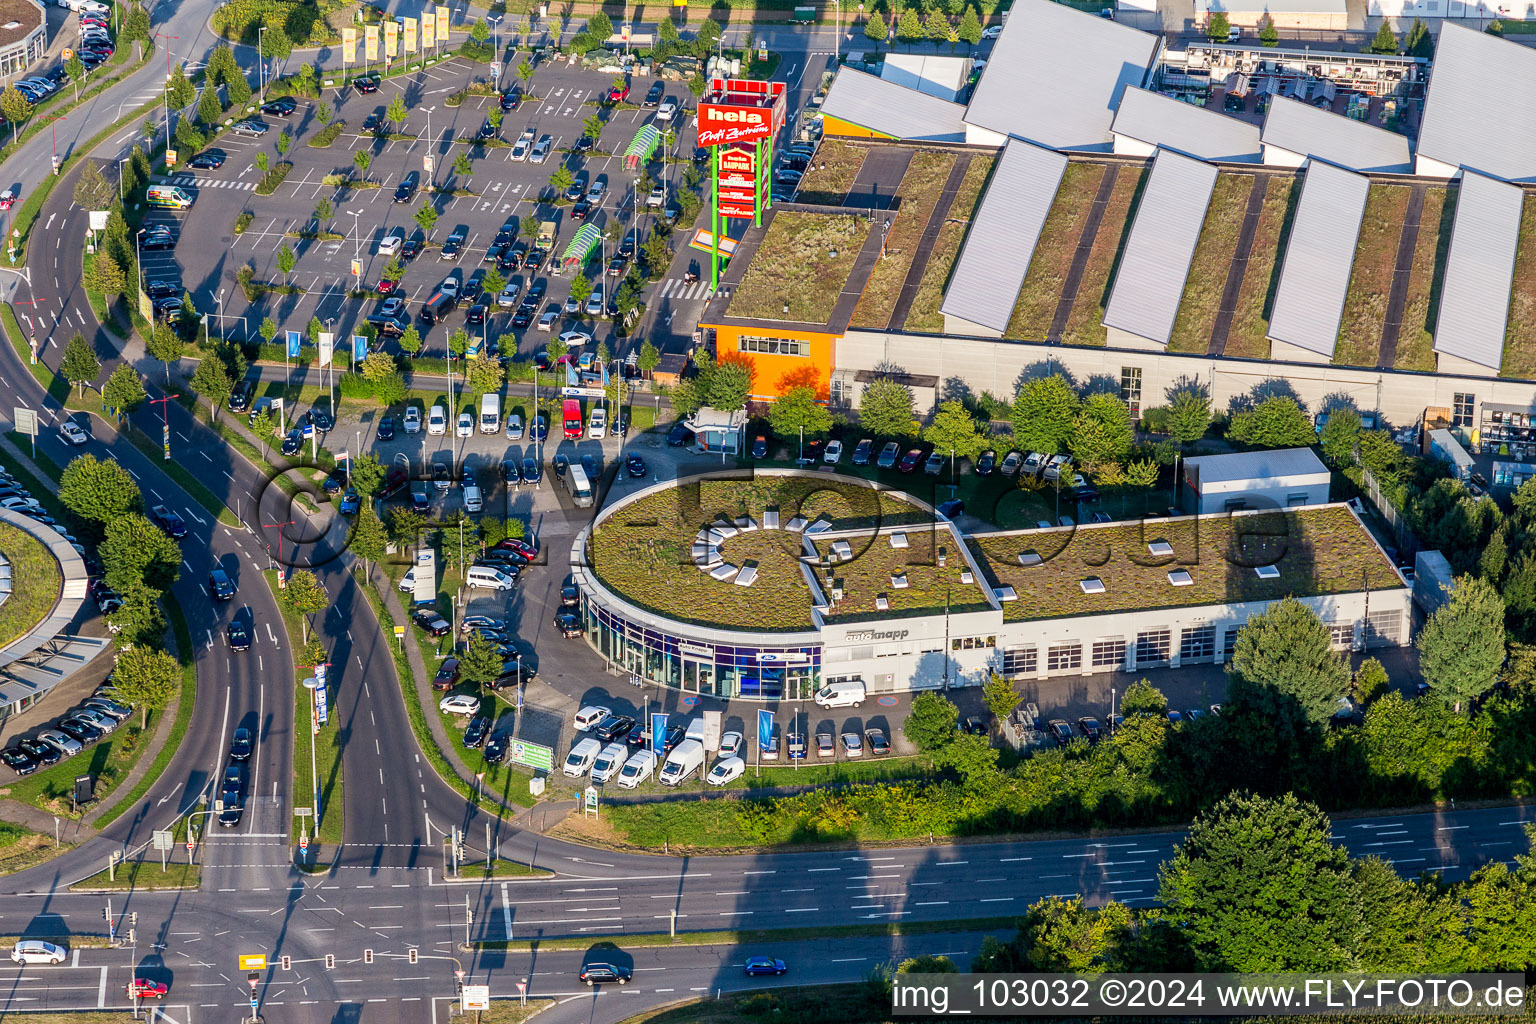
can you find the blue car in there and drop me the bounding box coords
[530,416,548,442]
[743,957,786,977]
[339,489,360,514]
[521,457,543,483]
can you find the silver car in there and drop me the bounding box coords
[38,730,82,756]
[999,450,1023,477]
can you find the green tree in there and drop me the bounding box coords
[1418,574,1506,712]
[568,273,593,307]
[1167,387,1211,444]
[250,408,278,455]
[768,386,832,441]
[1319,408,1362,467]
[111,645,181,729]
[276,243,297,284]
[166,64,195,109]
[398,324,423,356]
[387,506,426,546]
[260,22,292,61]
[706,359,752,411]
[65,53,86,100]
[59,454,141,523]
[1069,393,1133,469]
[638,339,660,378]
[1460,828,1536,970]
[91,252,127,298]
[925,10,951,42]
[517,58,535,92]
[102,365,147,413]
[896,7,924,41]
[386,95,408,132]
[1205,10,1231,41]
[282,568,327,642]
[480,268,505,300]
[1370,21,1399,53]
[275,129,293,159]
[60,333,100,396]
[224,55,252,106]
[458,635,505,688]
[903,692,958,752]
[414,202,439,238]
[353,148,372,180]
[583,113,605,142]
[1228,395,1315,448]
[983,897,1136,972]
[350,452,386,497]
[1012,375,1079,453]
[487,106,503,132]
[1120,678,1167,716]
[359,351,396,384]
[865,10,888,47]
[981,671,1022,724]
[255,151,270,174]
[1353,657,1391,705]
[74,161,115,210]
[143,323,183,386]
[935,731,999,786]
[467,354,505,396]
[101,513,182,594]
[0,86,30,139]
[259,316,278,347]
[589,11,614,39]
[190,355,233,420]
[1405,17,1433,57]
[859,378,918,438]
[1259,13,1279,46]
[693,17,720,55]
[349,503,388,576]
[924,399,987,463]
[898,955,956,974]
[122,2,150,45]
[449,326,471,358]
[316,101,332,127]
[1158,792,1362,970]
[470,17,490,44]
[313,197,333,229]
[957,6,983,45]
[197,81,223,125]
[1231,597,1349,727]
[107,583,168,650]
[453,151,473,181]
[549,165,574,194]
[1123,458,1160,487]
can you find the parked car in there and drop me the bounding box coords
[744,957,787,977]
[439,694,480,716]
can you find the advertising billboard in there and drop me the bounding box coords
[698,103,775,148]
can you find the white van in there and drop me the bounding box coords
[589,742,629,783]
[463,483,483,513]
[659,738,705,786]
[684,717,705,744]
[814,680,866,708]
[465,565,515,591]
[562,737,602,777]
[587,406,607,440]
[616,749,656,788]
[480,393,500,434]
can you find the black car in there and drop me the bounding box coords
[402,238,423,260]
[218,763,246,826]
[260,97,298,116]
[959,715,987,736]
[1077,717,1104,742]
[146,280,179,299]
[466,304,487,326]
[362,112,382,132]
[210,568,236,600]
[476,120,496,141]
[1,747,37,775]
[507,307,530,329]
[580,963,631,986]
[500,90,520,110]
[463,716,489,748]
[483,733,508,764]
[552,453,569,477]
[594,714,635,743]
[580,454,598,480]
[141,231,176,251]
[976,449,997,475]
[461,275,484,301]
[661,724,686,757]
[667,422,692,447]
[750,435,768,459]
[560,583,580,608]
[189,149,226,169]
[571,199,591,221]
[393,172,419,203]
[441,229,465,259]
[57,719,99,743]
[353,75,380,93]
[230,727,252,761]
[17,737,59,765]
[554,611,582,637]
[415,609,450,637]
[281,429,303,456]
[522,458,542,483]
[626,454,646,478]
[377,416,395,441]
[228,621,251,651]
[643,81,664,107]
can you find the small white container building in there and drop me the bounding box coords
[1182,447,1330,514]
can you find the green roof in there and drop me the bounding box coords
[968,505,1403,623]
[817,528,991,624]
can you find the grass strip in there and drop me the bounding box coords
[1060,168,1143,348]
[0,521,60,650]
[266,569,343,845]
[1167,173,1254,354]
[70,811,200,891]
[448,998,553,1023]
[1334,184,1410,369]
[1397,186,1452,374]
[0,822,75,876]
[466,857,553,878]
[91,599,198,828]
[1225,176,1296,361]
[1504,194,1536,380]
[849,151,956,330]
[1005,162,1106,340]
[476,915,1019,952]
[900,155,993,334]
[614,984,884,1024]
[118,422,242,527]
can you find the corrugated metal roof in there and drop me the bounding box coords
[1266,160,1371,358]
[1112,86,1261,163]
[821,68,968,143]
[1101,148,1220,347]
[1260,96,1411,173]
[939,139,1069,334]
[963,0,1160,150]
[1418,24,1536,182]
[880,53,971,101]
[1433,170,1523,371]
[1185,446,1328,483]
[1198,0,1345,14]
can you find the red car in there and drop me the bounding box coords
[126,978,168,1000]
[898,448,924,473]
[377,279,396,294]
[0,189,16,211]
[607,82,629,103]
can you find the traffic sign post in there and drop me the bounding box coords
[247,970,260,1022]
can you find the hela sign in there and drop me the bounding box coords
[698,104,774,147]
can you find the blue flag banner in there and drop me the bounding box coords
[651,712,668,755]
[566,362,580,388]
[757,708,773,753]
[315,662,329,726]
[286,330,303,358]
[353,335,368,362]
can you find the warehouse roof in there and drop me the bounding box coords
[880,53,972,101]
[820,68,969,143]
[1266,160,1370,358]
[1184,446,1329,485]
[1260,96,1412,173]
[963,0,1160,150]
[1417,24,1536,182]
[1197,0,1345,13]
[1111,86,1261,163]
[1102,148,1219,347]
[939,139,1069,335]
[1433,170,1523,371]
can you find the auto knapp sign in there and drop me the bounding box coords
[698,103,774,147]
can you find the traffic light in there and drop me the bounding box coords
[363,949,374,965]
[325,954,336,970]
[126,929,135,945]
[129,913,137,926]
[280,955,292,971]
[408,948,419,965]
[102,909,109,921]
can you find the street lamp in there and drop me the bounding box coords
[134,227,145,300]
[117,156,129,200]
[424,106,436,182]
[349,208,363,262]
[258,26,268,105]
[487,14,502,70]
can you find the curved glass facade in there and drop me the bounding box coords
[583,599,821,701]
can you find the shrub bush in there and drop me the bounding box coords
[233,211,253,234]
[254,161,294,195]
[307,121,346,147]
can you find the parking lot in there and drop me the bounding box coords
[143,55,704,364]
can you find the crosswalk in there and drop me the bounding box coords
[169,175,255,191]
[655,278,715,302]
